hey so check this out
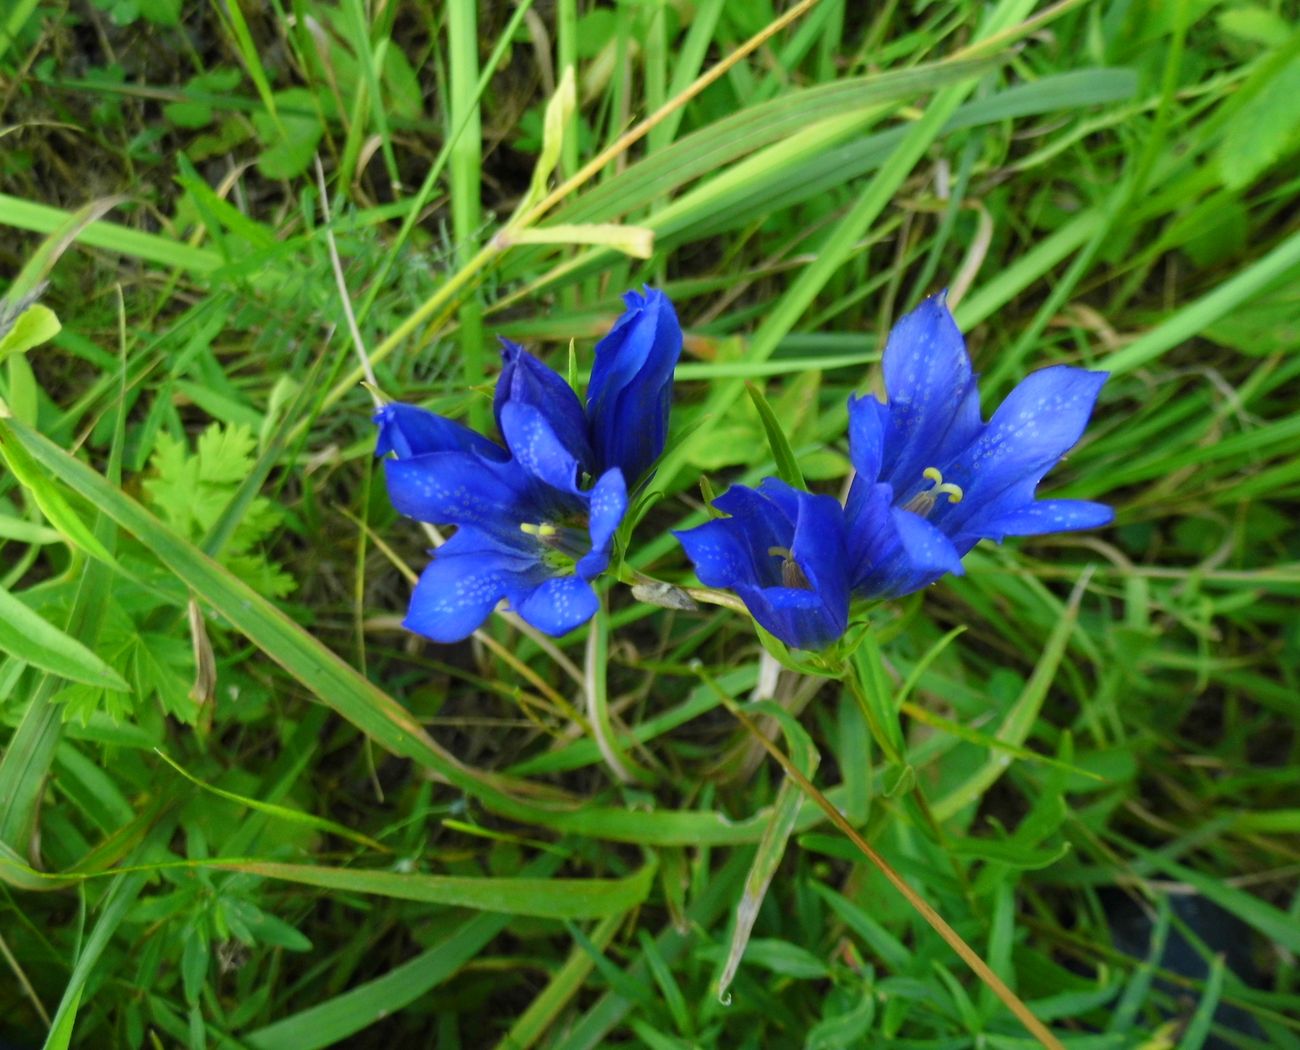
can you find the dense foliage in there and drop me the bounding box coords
[2,1,1298,1048]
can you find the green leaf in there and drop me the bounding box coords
[0,510,61,544]
[1216,56,1300,189]
[1218,5,1292,46]
[164,69,243,129]
[0,584,130,691]
[946,835,1071,871]
[181,925,208,1005]
[130,632,196,723]
[716,700,819,1001]
[196,423,258,484]
[0,303,60,360]
[154,749,388,853]
[253,89,324,180]
[212,858,656,919]
[243,909,515,1050]
[42,986,82,1050]
[241,906,312,952]
[522,65,576,212]
[143,424,291,599]
[6,351,37,423]
[381,44,422,119]
[809,880,910,971]
[135,0,179,26]
[0,423,119,567]
[507,223,654,259]
[703,937,828,979]
[806,984,876,1050]
[744,381,806,490]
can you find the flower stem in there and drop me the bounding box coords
[842,656,906,767]
[584,594,639,785]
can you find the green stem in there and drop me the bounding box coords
[448,0,487,431]
[584,593,640,784]
[841,656,905,767]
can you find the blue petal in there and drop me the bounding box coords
[711,483,794,585]
[879,295,982,490]
[436,523,533,558]
[734,583,846,651]
[516,575,599,636]
[848,485,964,599]
[586,287,683,486]
[943,366,1107,535]
[887,507,965,592]
[577,467,627,579]
[375,403,506,461]
[977,499,1114,540]
[844,481,894,587]
[404,547,544,643]
[847,394,889,485]
[673,518,753,589]
[384,451,534,541]
[499,400,583,498]
[493,340,593,469]
[677,479,849,650]
[786,486,850,621]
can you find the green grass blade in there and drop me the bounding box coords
[744,381,807,490]
[545,59,993,236]
[0,584,129,690]
[40,818,177,1049]
[1179,954,1227,1050]
[1122,842,1300,955]
[0,193,222,273]
[0,0,39,61]
[214,857,655,919]
[496,913,625,1050]
[448,0,488,431]
[245,906,534,1049]
[931,573,1090,822]
[716,701,818,1002]
[153,749,387,853]
[1100,226,1300,374]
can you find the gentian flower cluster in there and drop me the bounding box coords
[378,289,682,643]
[676,294,1113,650]
[380,287,1111,653]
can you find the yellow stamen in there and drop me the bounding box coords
[905,467,964,516]
[520,522,558,538]
[922,466,964,504]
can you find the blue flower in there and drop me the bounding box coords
[376,373,628,642]
[674,479,850,650]
[494,338,594,473]
[845,294,1113,599]
[376,287,682,642]
[587,287,683,487]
